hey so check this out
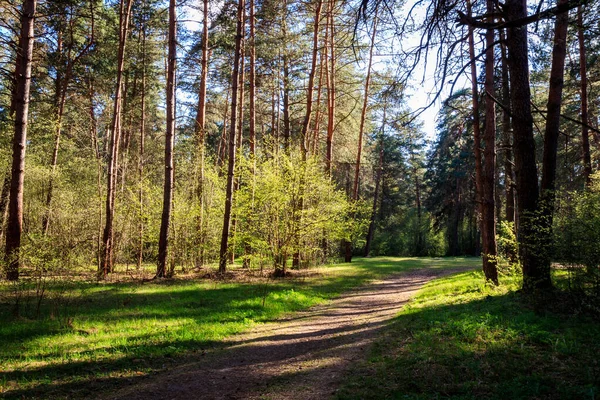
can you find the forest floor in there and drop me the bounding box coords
[4,259,598,399]
[0,257,478,399]
[105,265,469,400]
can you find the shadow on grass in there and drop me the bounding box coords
[337,289,600,400]
[0,257,480,399]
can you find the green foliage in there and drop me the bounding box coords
[235,153,359,267]
[337,270,600,400]
[554,173,600,314]
[496,221,520,276]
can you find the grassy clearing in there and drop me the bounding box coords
[337,270,600,400]
[0,257,478,399]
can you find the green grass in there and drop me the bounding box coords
[336,270,600,400]
[0,257,478,399]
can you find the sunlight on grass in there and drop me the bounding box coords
[337,270,600,400]
[0,257,478,398]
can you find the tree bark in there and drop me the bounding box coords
[325,0,336,176]
[364,111,385,258]
[157,0,177,278]
[249,0,256,158]
[100,0,133,277]
[500,29,515,225]
[194,0,210,266]
[219,0,245,274]
[137,3,147,269]
[482,0,499,284]
[5,0,36,281]
[346,7,378,262]
[577,6,592,186]
[505,0,548,292]
[537,0,569,288]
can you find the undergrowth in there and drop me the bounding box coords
[337,270,600,400]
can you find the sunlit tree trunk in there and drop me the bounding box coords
[194,0,209,266]
[100,0,133,277]
[346,7,378,262]
[137,3,147,269]
[5,0,37,281]
[157,0,177,278]
[325,0,336,176]
[219,0,245,274]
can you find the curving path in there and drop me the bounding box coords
[107,266,470,400]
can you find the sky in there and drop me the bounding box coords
[182,0,470,143]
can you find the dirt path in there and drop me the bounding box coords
[108,266,470,400]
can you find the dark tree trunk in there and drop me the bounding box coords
[5,0,36,281]
[577,6,592,186]
[482,0,499,284]
[364,105,387,257]
[537,0,569,288]
[156,0,177,278]
[500,29,515,224]
[505,0,549,292]
[219,0,245,274]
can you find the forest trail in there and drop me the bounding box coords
[108,265,471,400]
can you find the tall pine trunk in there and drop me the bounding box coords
[537,0,569,288]
[346,8,378,262]
[466,0,483,255]
[5,0,37,281]
[500,29,515,225]
[325,0,336,176]
[505,0,547,292]
[100,0,132,277]
[482,0,498,284]
[219,0,245,274]
[195,0,209,266]
[577,6,592,186]
[157,0,177,278]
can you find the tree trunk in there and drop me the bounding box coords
[157,0,177,278]
[300,0,324,158]
[364,133,384,257]
[482,0,498,284]
[137,4,147,269]
[505,0,548,292]
[537,0,569,288]
[577,6,592,186]
[100,0,132,277]
[325,0,336,176]
[194,0,209,266]
[467,0,485,277]
[0,174,10,244]
[346,7,378,262]
[219,0,245,274]
[500,29,515,224]
[5,0,36,281]
[249,0,256,158]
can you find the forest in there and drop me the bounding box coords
[1,0,600,397]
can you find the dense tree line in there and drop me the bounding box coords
[1,0,599,295]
